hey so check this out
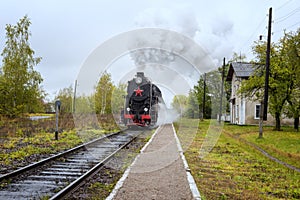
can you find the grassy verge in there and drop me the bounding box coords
[0,114,121,172]
[0,129,119,171]
[239,126,300,169]
[0,130,82,167]
[220,124,300,169]
[175,119,300,200]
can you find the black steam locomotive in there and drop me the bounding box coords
[121,72,162,127]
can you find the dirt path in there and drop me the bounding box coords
[224,130,300,173]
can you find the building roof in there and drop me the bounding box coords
[226,62,256,81]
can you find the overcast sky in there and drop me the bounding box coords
[1,0,299,101]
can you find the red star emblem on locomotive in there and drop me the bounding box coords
[134,87,143,96]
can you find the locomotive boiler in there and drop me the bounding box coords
[121,72,162,127]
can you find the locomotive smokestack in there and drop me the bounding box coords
[136,72,144,78]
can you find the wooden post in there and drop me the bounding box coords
[219,58,225,123]
[259,101,264,138]
[55,100,61,140]
[202,73,206,120]
[73,80,77,113]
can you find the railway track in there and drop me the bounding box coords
[0,129,144,199]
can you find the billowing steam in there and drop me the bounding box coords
[131,6,200,69]
[130,49,175,66]
[134,5,235,66]
[156,103,180,125]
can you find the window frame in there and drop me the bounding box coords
[236,105,239,119]
[254,104,261,119]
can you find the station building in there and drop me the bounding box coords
[226,62,293,126]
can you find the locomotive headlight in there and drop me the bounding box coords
[126,107,130,111]
[144,107,148,112]
[135,77,142,84]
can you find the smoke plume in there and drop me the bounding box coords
[156,103,180,125]
[134,5,235,66]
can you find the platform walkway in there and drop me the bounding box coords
[106,124,201,200]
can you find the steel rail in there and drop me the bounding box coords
[50,130,143,200]
[0,131,121,182]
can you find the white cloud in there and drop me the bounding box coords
[135,5,199,38]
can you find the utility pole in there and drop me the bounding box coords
[219,58,225,123]
[263,7,272,121]
[202,73,206,120]
[259,7,272,138]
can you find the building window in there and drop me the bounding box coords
[236,105,239,118]
[255,104,261,119]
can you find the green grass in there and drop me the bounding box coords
[223,124,300,169]
[0,114,121,172]
[0,124,123,168]
[88,182,115,200]
[175,119,300,200]
[27,113,54,117]
[0,130,83,166]
[241,128,300,169]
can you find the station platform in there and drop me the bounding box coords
[106,124,201,200]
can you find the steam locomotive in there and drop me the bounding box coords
[121,72,162,127]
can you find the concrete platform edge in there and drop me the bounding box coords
[172,123,202,200]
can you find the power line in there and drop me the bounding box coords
[273,21,300,34]
[274,7,300,23]
[275,0,293,11]
[285,21,300,29]
[239,4,300,61]
[239,15,267,53]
